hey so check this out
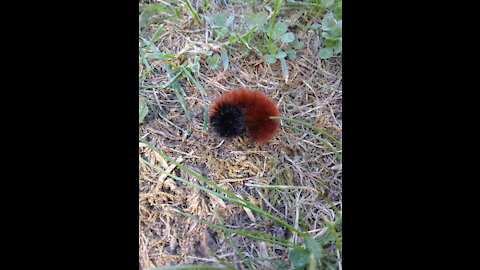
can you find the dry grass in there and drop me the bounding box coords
[139,1,342,269]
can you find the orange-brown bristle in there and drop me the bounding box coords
[209,88,280,143]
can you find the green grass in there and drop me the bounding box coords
[266,0,285,48]
[139,1,342,268]
[178,66,209,130]
[140,131,342,269]
[182,0,202,25]
[139,137,306,238]
[139,25,164,66]
[214,208,255,270]
[271,116,342,162]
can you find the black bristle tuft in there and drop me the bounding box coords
[210,103,245,138]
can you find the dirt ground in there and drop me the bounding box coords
[139,1,342,269]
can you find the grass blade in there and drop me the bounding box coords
[182,0,202,25]
[267,0,285,47]
[162,71,183,89]
[176,209,303,250]
[270,116,342,147]
[192,56,200,81]
[220,48,229,71]
[139,4,176,16]
[162,63,186,95]
[139,156,302,249]
[282,124,342,161]
[139,4,176,29]
[150,92,188,133]
[139,25,164,66]
[172,87,191,120]
[245,183,322,196]
[223,25,257,47]
[284,1,323,8]
[139,99,149,123]
[139,137,307,237]
[235,29,252,50]
[151,106,186,133]
[162,64,191,120]
[243,258,287,268]
[179,66,208,130]
[214,208,254,270]
[326,220,342,252]
[280,57,288,81]
[139,57,154,79]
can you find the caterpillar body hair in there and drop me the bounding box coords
[209,88,280,143]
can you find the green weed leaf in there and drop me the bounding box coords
[293,39,305,50]
[334,38,342,53]
[267,22,288,40]
[144,53,170,60]
[220,48,229,71]
[264,54,277,64]
[288,247,310,267]
[219,27,229,36]
[275,51,286,59]
[304,237,322,260]
[267,43,279,55]
[264,4,273,13]
[281,32,295,43]
[334,0,342,19]
[226,15,234,27]
[246,12,268,29]
[212,13,227,27]
[319,47,333,59]
[321,13,337,31]
[280,57,288,79]
[139,98,149,123]
[330,20,342,38]
[206,54,220,70]
[286,48,297,60]
[321,0,335,7]
[324,38,339,48]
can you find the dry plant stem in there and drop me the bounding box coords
[158,156,185,182]
[175,209,303,250]
[245,183,322,196]
[139,141,306,237]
